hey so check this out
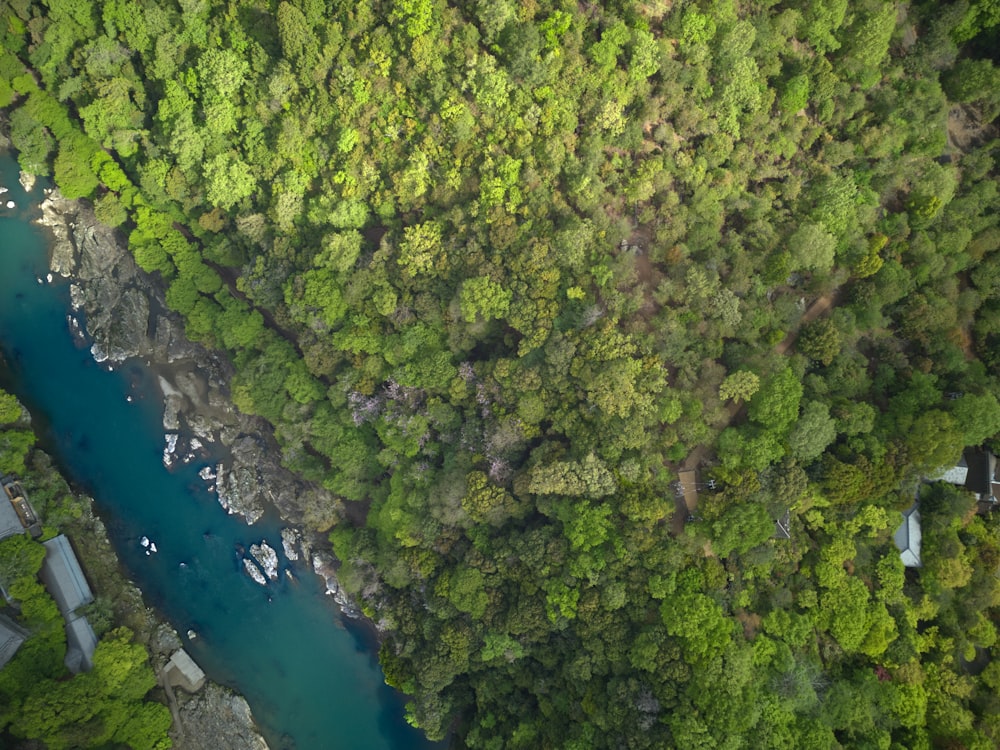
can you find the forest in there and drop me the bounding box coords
[1,0,1000,746]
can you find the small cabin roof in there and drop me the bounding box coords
[40,535,94,616]
[0,614,28,668]
[166,648,206,692]
[893,504,922,568]
[0,487,24,541]
[774,509,791,539]
[64,615,98,673]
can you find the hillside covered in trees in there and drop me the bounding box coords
[2,0,1000,746]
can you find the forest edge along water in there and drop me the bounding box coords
[0,151,433,750]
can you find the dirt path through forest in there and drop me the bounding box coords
[671,290,836,543]
[678,291,836,473]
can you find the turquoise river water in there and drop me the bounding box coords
[0,152,433,750]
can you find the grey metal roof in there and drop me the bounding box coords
[166,648,206,692]
[934,461,969,485]
[0,613,27,668]
[893,504,922,568]
[774,509,791,539]
[40,535,94,616]
[64,615,97,673]
[0,490,24,541]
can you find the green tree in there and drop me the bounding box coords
[397,222,444,278]
[797,317,842,366]
[906,411,964,472]
[203,151,256,210]
[719,370,760,402]
[0,534,45,595]
[788,400,837,463]
[949,393,1000,446]
[787,222,837,273]
[0,391,22,423]
[53,138,99,199]
[749,367,803,433]
[460,276,512,323]
[660,593,733,665]
[711,502,775,557]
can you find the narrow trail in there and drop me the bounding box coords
[677,291,837,472]
[159,669,185,744]
[671,291,837,544]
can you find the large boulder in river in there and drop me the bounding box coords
[250,541,279,580]
[39,190,155,362]
[39,190,79,277]
[214,437,267,525]
[89,285,150,362]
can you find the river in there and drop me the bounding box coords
[0,152,432,750]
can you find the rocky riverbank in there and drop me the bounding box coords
[59,483,271,750]
[29,187,364,739]
[40,189,285,525]
[36,189,355,600]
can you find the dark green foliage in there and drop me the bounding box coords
[8,628,171,750]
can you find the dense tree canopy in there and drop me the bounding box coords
[2,0,1000,747]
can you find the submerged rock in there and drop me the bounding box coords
[250,542,279,581]
[160,376,185,432]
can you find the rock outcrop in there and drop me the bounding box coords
[280,528,301,561]
[242,558,268,587]
[36,189,341,531]
[174,683,270,750]
[313,552,362,618]
[250,541,279,580]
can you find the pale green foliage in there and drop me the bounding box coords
[460,276,512,323]
[661,593,733,665]
[0,391,23,423]
[544,579,579,623]
[397,221,444,277]
[802,0,848,52]
[527,453,616,498]
[788,222,837,273]
[203,151,256,210]
[719,370,760,402]
[780,74,810,113]
[196,47,248,101]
